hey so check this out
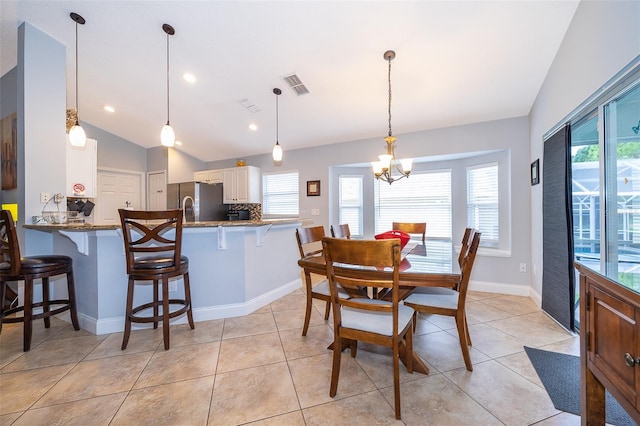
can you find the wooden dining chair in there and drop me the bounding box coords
[392,222,426,243]
[322,236,414,420]
[118,209,194,350]
[0,210,79,351]
[404,230,481,371]
[330,224,351,239]
[458,227,474,269]
[295,226,349,336]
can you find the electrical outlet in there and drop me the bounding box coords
[519,263,527,273]
[311,209,320,216]
[169,281,177,292]
[54,193,64,204]
[40,192,51,203]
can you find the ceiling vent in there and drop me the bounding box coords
[239,98,261,113]
[282,73,310,96]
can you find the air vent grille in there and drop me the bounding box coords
[239,98,261,113]
[282,73,310,96]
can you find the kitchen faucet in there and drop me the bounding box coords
[182,196,195,222]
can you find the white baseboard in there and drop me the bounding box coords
[469,280,531,297]
[89,279,302,335]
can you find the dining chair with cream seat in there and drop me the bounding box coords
[404,230,481,371]
[0,210,79,351]
[322,236,414,420]
[458,227,474,269]
[118,209,194,350]
[392,222,426,243]
[330,224,351,239]
[295,226,349,336]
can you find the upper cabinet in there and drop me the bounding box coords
[194,169,222,184]
[222,166,261,204]
[66,137,97,198]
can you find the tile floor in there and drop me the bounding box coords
[0,288,582,425]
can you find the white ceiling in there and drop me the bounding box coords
[1,1,579,163]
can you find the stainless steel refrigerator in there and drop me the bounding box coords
[166,182,227,222]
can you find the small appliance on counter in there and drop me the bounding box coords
[227,209,250,221]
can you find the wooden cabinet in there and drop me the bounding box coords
[66,137,97,197]
[194,169,222,184]
[222,166,260,204]
[576,262,640,425]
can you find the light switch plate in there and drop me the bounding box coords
[311,209,320,216]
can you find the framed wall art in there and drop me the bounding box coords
[307,180,320,196]
[1,112,18,190]
[531,159,540,186]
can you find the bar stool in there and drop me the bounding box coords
[118,209,194,350]
[0,210,79,351]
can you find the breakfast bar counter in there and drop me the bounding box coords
[24,219,303,334]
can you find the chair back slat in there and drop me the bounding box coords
[0,210,21,275]
[330,224,351,239]
[392,222,426,243]
[458,227,474,268]
[456,230,481,309]
[118,209,183,274]
[295,226,325,258]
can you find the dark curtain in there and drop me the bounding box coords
[542,124,575,331]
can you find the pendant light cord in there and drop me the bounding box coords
[276,94,279,142]
[387,56,392,138]
[75,20,79,122]
[166,31,170,124]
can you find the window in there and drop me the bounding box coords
[338,175,363,237]
[467,163,499,247]
[374,171,451,238]
[262,171,299,217]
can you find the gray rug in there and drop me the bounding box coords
[524,346,636,426]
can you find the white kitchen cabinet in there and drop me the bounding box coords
[222,166,261,204]
[66,137,97,197]
[194,169,222,184]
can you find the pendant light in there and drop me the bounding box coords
[272,88,283,163]
[160,23,175,147]
[372,50,412,184]
[68,12,86,147]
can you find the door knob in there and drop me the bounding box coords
[624,353,639,367]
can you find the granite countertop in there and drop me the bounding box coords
[23,218,304,231]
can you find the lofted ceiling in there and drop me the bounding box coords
[1,1,579,163]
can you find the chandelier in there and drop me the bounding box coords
[372,50,412,184]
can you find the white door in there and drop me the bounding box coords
[147,171,167,211]
[95,170,143,224]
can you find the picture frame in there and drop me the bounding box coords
[307,180,320,196]
[531,159,540,186]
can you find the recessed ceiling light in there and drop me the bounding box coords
[183,73,196,84]
[248,123,258,131]
[175,140,183,146]
[103,105,115,113]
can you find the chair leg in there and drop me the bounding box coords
[153,280,159,329]
[122,278,135,350]
[412,311,417,332]
[66,270,80,330]
[323,300,331,321]
[349,339,358,358]
[42,277,50,328]
[329,336,342,397]
[456,313,473,371]
[465,316,472,346]
[183,272,194,329]
[0,281,5,334]
[162,276,170,350]
[302,277,313,337]
[393,341,402,419]
[23,278,33,351]
[405,325,414,374]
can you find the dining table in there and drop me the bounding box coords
[297,238,461,375]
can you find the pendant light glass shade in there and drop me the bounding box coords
[272,88,283,163]
[69,13,86,147]
[272,141,283,161]
[161,24,175,147]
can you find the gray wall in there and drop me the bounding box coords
[529,0,640,300]
[82,122,147,172]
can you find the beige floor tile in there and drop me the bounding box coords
[462,323,529,358]
[488,311,573,347]
[380,374,503,425]
[279,324,334,360]
[446,359,560,425]
[302,390,402,425]
[208,362,299,425]
[167,319,224,347]
[112,376,213,425]
[482,294,540,315]
[0,412,22,426]
[34,351,153,407]
[466,290,495,301]
[532,412,582,425]
[134,341,220,389]
[216,332,285,373]
[273,306,326,331]
[221,312,276,340]
[270,291,307,313]
[288,352,376,409]
[353,342,427,388]
[466,300,516,323]
[0,364,74,415]
[413,313,445,334]
[252,304,273,314]
[245,410,306,425]
[85,328,162,360]
[412,330,490,373]
[11,392,127,426]
[539,335,580,356]
[495,351,544,388]
[1,334,103,372]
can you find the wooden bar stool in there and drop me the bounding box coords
[118,209,194,350]
[0,210,79,351]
